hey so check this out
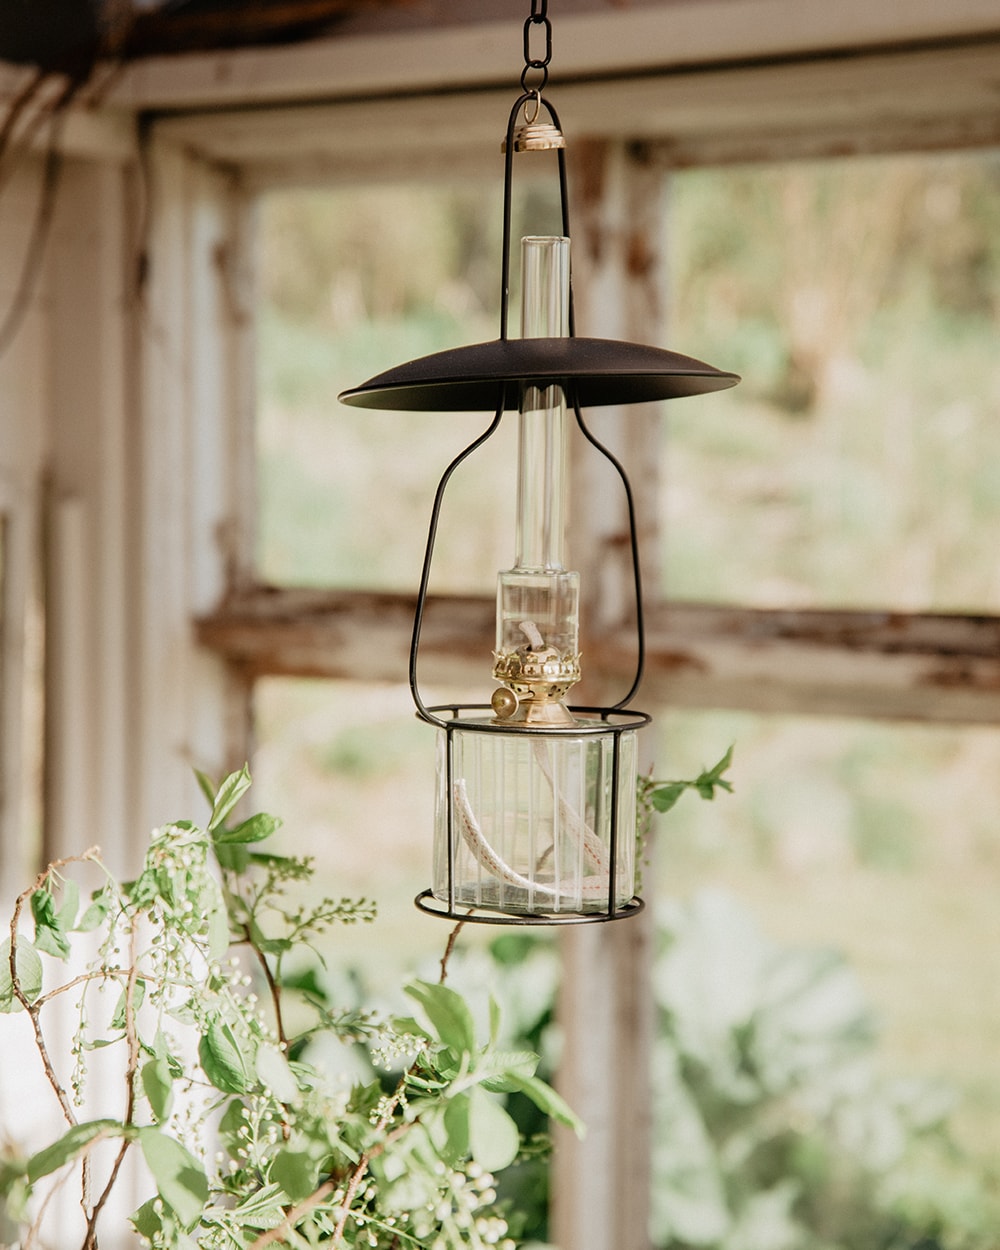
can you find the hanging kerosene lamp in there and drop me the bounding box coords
[339,1,738,924]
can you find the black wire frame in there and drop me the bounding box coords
[408,89,647,722]
[406,89,649,925]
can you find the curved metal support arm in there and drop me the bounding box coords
[409,406,506,723]
[571,400,646,709]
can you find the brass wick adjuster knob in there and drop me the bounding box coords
[491,686,520,719]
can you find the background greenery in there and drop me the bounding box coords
[253,150,1000,1247]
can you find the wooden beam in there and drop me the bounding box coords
[195,588,1000,725]
[147,40,1000,190]
[107,0,1000,113]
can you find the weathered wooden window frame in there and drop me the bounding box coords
[160,28,1000,727]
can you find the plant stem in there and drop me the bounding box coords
[438,920,467,984]
[9,851,100,1129]
[243,924,287,1048]
[81,920,140,1248]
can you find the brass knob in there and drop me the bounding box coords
[491,686,519,719]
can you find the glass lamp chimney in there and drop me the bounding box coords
[492,237,581,727]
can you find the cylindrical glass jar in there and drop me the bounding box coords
[433,719,637,916]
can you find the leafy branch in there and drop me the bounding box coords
[1,768,579,1250]
[639,745,735,815]
[636,746,735,872]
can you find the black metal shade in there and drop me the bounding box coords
[338,336,740,412]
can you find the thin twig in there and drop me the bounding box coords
[34,968,115,1008]
[0,67,48,166]
[438,919,467,984]
[81,920,141,1247]
[9,850,102,1128]
[243,924,287,1048]
[0,81,75,362]
[248,1177,337,1250]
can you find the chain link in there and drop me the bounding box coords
[520,0,552,92]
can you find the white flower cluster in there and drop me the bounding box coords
[370,1024,425,1070]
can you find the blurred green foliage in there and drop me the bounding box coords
[445,903,1000,1250]
[662,154,1000,612]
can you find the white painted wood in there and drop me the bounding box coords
[133,134,255,837]
[148,39,1000,184]
[107,0,1000,112]
[43,158,135,869]
[0,155,48,901]
[20,141,253,867]
[0,141,253,1248]
[0,151,145,1250]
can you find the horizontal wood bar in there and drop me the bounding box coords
[195,587,1000,725]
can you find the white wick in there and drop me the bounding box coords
[519,619,546,651]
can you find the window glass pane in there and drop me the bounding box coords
[252,677,491,990]
[664,152,1000,612]
[653,708,1000,1194]
[256,181,558,593]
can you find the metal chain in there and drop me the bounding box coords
[520,0,552,92]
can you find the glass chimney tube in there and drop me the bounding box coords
[493,237,581,726]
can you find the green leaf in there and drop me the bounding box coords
[405,980,476,1056]
[110,978,146,1031]
[255,1043,298,1104]
[227,1183,290,1230]
[474,1049,539,1091]
[194,769,217,808]
[467,1086,520,1171]
[57,879,80,931]
[504,1072,585,1136]
[142,1054,175,1123]
[213,812,281,845]
[212,842,250,873]
[27,1120,122,1182]
[651,783,687,814]
[31,891,71,960]
[81,1036,125,1052]
[131,1196,163,1240]
[0,937,43,1011]
[441,1094,470,1164]
[700,745,735,786]
[217,1098,248,1151]
[75,889,110,933]
[390,1015,432,1043]
[649,748,734,814]
[272,1150,316,1203]
[199,1017,250,1094]
[138,1126,208,1232]
[207,765,253,832]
